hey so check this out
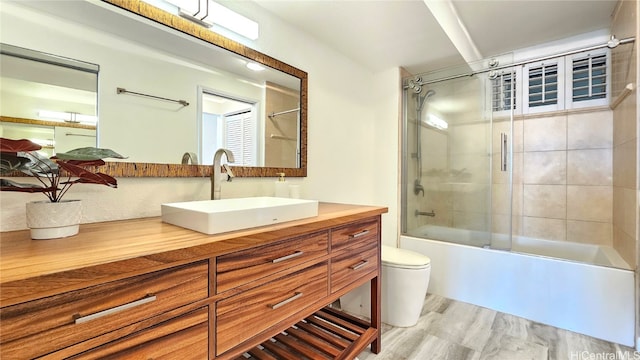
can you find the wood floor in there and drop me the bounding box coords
[355,294,636,360]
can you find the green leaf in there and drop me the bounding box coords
[54,147,127,161]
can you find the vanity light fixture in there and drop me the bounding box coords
[425,114,448,130]
[165,0,259,40]
[38,110,97,124]
[246,62,265,71]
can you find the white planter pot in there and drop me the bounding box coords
[26,200,82,240]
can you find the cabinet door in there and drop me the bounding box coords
[1,262,208,359]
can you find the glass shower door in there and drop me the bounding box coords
[403,74,491,248]
[402,65,515,250]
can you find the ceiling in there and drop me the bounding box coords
[251,0,618,75]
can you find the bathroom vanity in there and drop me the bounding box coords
[0,202,386,359]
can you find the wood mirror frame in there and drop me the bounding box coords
[99,0,307,178]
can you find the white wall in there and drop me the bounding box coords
[0,1,401,238]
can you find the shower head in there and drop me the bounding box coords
[416,89,435,113]
[424,89,436,99]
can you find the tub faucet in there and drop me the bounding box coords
[211,148,235,200]
[415,209,436,217]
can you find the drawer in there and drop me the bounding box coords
[0,261,208,360]
[68,307,209,360]
[216,261,328,355]
[216,231,328,293]
[331,235,379,293]
[331,219,379,250]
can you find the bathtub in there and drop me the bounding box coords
[402,226,635,347]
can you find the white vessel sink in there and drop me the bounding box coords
[161,197,319,234]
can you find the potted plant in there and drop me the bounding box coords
[0,137,126,239]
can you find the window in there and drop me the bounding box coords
[200,90,259,166]
[522,58,565,113]
[491,47,609,115]
[491,71,517,112]
[224,109,257,166]
[568,50,609,108]
[528,63,558,107]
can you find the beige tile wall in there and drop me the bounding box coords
[611,0,638,270]
[494,109,615,246]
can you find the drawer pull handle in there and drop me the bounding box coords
[349,230,370,238]
[349,260,369,271]
[74,295,157,324]
[268,292,303,310]
[271,250,304,263]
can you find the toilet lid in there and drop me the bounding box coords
[382,245,431,269]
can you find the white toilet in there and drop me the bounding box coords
[341,245,431,327]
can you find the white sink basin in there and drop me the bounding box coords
[161,197,319,234]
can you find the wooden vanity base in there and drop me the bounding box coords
[235,307,374,360]
[0,203,387,359]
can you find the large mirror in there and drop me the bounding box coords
[0,0,307,177]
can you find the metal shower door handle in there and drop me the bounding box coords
[501,133,508,172]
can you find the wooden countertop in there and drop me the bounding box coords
[0,202,387,306]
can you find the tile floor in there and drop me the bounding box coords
[355,294,636,360]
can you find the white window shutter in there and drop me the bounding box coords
[567,49,609,109]
[523,58,565,114]
[223,109,257,166]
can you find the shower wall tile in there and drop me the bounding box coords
[492,152,522,185]
[422,128,449,173]
[522,217,566,241]
[453,211,489,232]
[567,149,612,185]
[451,154,490,184]
[523,185,566,219]
[613,187,637,238]
[492,215,523,238]
[567,111,613,149]
[451,123,488,155]
[523,116,567,151]
[566,220,612,246]
[424,186,454,228]
[513,120,524,153]
[612,83,637,146]
[512,183,523,217]
[523,151,566,185]
[492,119,523,153]
[452,185,489,213]
[491,183,523,216]
[567,185,612,222]
[613,140,637,188]
[491,184,511,215]
[613,226,636,268]
[427,213,453,228]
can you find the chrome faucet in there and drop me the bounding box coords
[181,152,198,165]
[211,148,235,200]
